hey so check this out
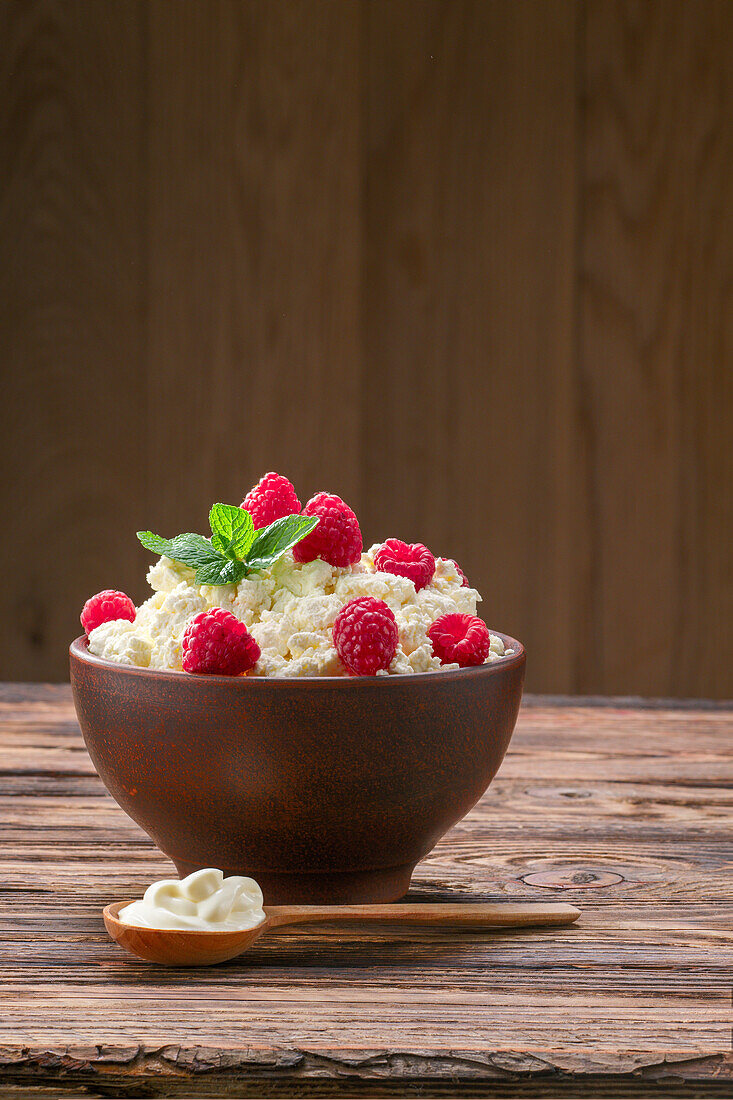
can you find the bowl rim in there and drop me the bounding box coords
[70,631,525,687]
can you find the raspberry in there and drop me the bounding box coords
[449,559,470,587]
[428,613,490,668]
[374,538,435,591]
[292,492,362,567]
[241,472,301,529]
[81,590,136,635]
[333,597,398,676]
[182,608,260,675]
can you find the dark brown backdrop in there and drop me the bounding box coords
[1,0,731,694]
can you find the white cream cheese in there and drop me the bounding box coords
[89,547,512,676]
[118,868,265,931]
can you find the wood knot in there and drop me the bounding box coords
[521,869,624,890]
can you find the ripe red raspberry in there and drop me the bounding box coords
[241,472,301,529]
[333,597,398,676]
[80,590,136,635]
[449,559,470,587]
[428,613,490,668]
[374,538,435,591]
[182,608,260,675]
[292,492,362,567]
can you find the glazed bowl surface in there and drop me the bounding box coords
[70,634,525,904]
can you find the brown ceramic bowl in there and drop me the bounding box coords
[70,634,525,904]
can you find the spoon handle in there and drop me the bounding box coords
[264,901,579,930]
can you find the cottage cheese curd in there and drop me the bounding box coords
[118,868,265,931]
[88,546,511,676]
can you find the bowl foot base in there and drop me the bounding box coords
[171,859,416,905]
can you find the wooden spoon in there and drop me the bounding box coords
[103,900,580,966]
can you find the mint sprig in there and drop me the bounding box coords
[137,505,318,586]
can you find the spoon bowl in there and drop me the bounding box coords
[103,901,269,965]
[103,900,580,966]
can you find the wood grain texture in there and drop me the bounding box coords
[1,0,732,696]
[0,0,148,677]
[0,688,731,1097]
[362,0,581,692]
[146,0,363,540]
[577,0,733,697]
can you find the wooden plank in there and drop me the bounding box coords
[0,0,148,681]
[145,0,363,539]
[1,0,732,702]
[0,687,730,1095]
[361,0,582,693]
[578,0,733,696]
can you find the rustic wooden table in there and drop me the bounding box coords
[0,686,730,1098]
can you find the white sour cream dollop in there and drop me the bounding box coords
[118,868,266,931]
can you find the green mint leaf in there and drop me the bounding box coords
[162,533,224,570]
[209,503,255,560]
[137,531,172,556]
[137,507,313,586]
[245,514,319,571]
[194,558,248,587]
[137,531,225,572]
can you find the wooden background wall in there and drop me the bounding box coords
[1,0,731,695]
